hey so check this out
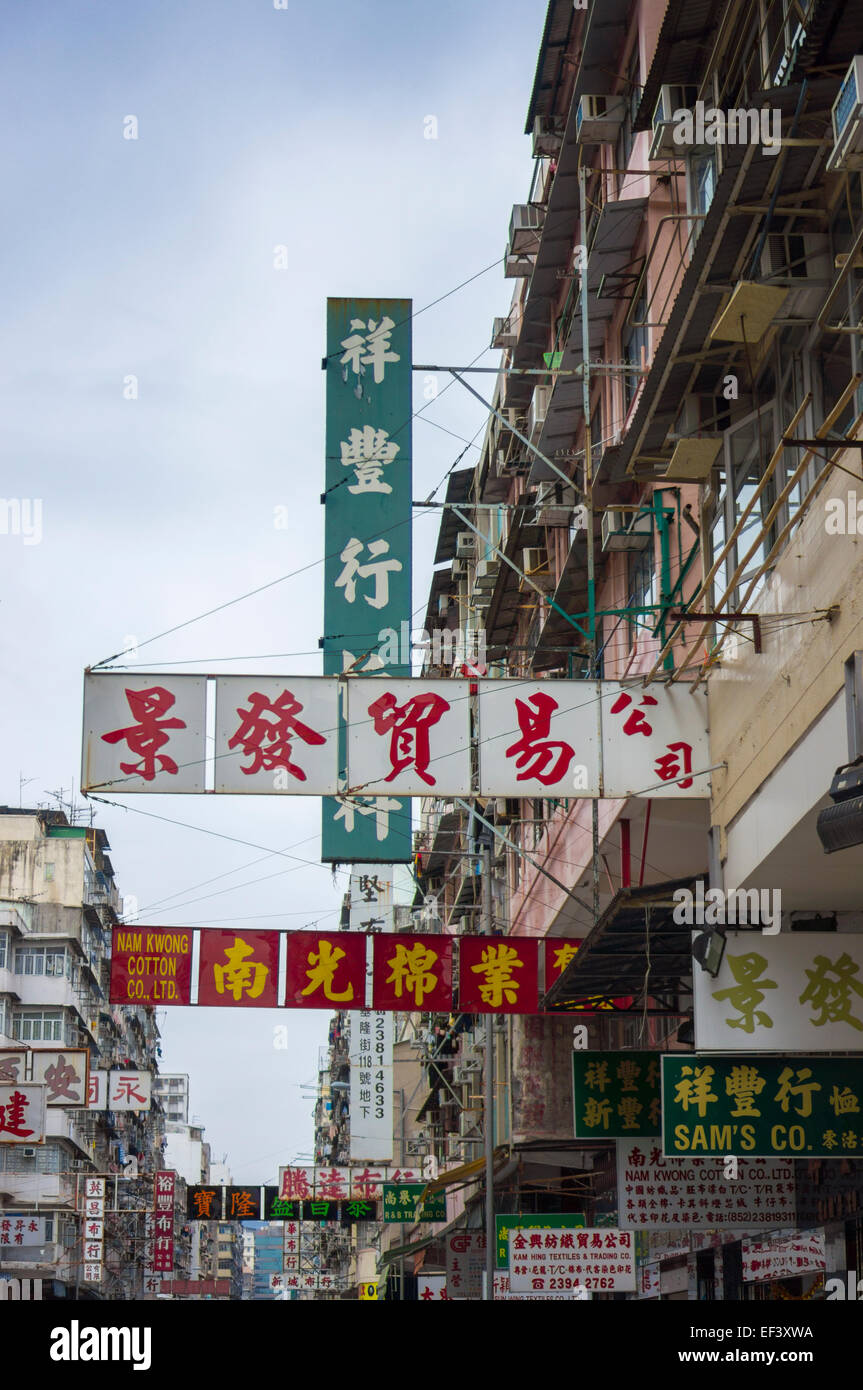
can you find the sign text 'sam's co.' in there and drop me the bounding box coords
[111,929,193,1004]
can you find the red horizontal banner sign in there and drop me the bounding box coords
[108,929,599,1013]
[110,928,193,1005]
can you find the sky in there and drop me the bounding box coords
[0,0,543,1184]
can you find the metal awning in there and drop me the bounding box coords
[543,876,699,1012]
[482,511,544,655]
[634,0,718,132]
[422,569,458,642]
[433,469,474,565]
[525,1,580,132]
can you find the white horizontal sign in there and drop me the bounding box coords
[82,674,710,798]
[508,1226,635,1293]
[694,932,863,1052]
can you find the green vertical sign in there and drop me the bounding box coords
[321,298,413,862]
[572,1052,662,1139]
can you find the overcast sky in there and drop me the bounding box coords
[0,0,541,1183]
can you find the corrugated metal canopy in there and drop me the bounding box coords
[525,1,580,133]
[634,0,718,132]
[433,468,474,566]
[543,876,699,1010]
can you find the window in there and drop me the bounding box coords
[689,152,716,223]
[0,932,8,970]
[13,1009,64,1042]
[628,541,656,648]
[44,863,55,883]
[615,44,641,187]
[709,403,778,611]
[14,945,67,977]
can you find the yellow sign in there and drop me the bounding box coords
[358,1281,379,1301]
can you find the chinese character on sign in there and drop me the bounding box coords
[333,792,401,840]
[0,1091,34,1139]
[110,1073,148,1108]
[774,1066,821,1117]
[799,953,863,1032]
[609,692,657,737]
[340,425,399,495]
[0,1055,23,1084]
[367,690,449,786]
[43,1055,82,1104]
[654,741,694,789]
[213,936,269,1002]
[228,689,326,781]
[385,942,439,1007]
[672,1064,718,1117]
[712,952,777,1032]
[336,537,403,610]
[339,316,400,384]
[505,693,576,785]
[302,940,355,1003]
[471,944,523,1008]
[724,1064,766,1117]
[101,686,186,781]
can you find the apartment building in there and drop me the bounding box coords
[402,0,863,1300]
[0,808,164,1299]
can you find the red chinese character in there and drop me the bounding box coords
[111,1075,147,1105]
[367,691,450,786]
[316,1169,347,1199]
[610,692,657,737]
[505,693,575,785]
[280,1168,312,1201]
[0,1090,34,1138]
[43,1055,81,1103]
[101,686,186,780]
[654,741,693,789]
[228,689,326,780]
[351,1168,382,1199]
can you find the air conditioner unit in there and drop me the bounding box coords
[497,449,531,477]
[459,1048,483,1073]
[576,94,625,143]
[826,56,863,173]
[649,84,699,159]
[532,113,565,158]
[759,231,831,318]
[509,203,545,254]
[475,557,500,589]
[528,385,550,443]
[453,1066,475,1085]
[451,558,468,581]
[535,483,577,526]
[459,1110,481,1138]
[601,507,652,551]
[71,1159,89,1171]
[445,1135,464,1161]
[405,1138,428,1156]
[504,247,536,279]
[456,533,479,559]
[521,547,554,591]
[437,595,452,618]
[21,1146,37,1158]
[492,315,519,350]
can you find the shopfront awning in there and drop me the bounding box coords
[543,875,699,1013]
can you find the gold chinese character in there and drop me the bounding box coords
[301,940,354,1003]
[213,936,268,1001]
[385,942,439,1007]
[470,944,523,1007]
[724,1064,766,1118]
[672,1064,717,1118]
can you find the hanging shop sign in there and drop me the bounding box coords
[348,867,394,1164]
[321,296,413,863]
[617,1139,795,1229]
[382,1184,446,1224]
[0,1051,27,1085]
[106,1070,152,1112]
[508,1227,635,1294]
[151,1171,176,1275]
[445,1231,486,1300]
[81,1178,104,1285]
[492,1272,582,1301]
[495,1214,586,1269]
[694,931,863,1052]
[108,927,620,1013]
[0,1048,90,1109]
[83,675,710,799]
[0,1215,47,1247]
[110,928,193,1005]
[662,1055,863,1157]
[0,1085,46,1144]
[742,1230,825,1284]
[572,1052,662,1139]
[418,1275,449,1300]
[278,1165,423,1201]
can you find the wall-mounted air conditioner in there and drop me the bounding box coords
[451,558,468,581]
[474,557,500,589]
[826,57,863,173]
[492,315,519,350]
[667,395,703,441]
[456,533,478,559]
[458,1110,481,1138]
[649,84,699,160]
[601,507,652,551]
[532,113,565,158]
[504,248,536,279]
[759,231,831,318]
[528,385,550,443]
[437,595,452,618]
[521,547,554,592]
[509,203,545,254]
[576,94,625,143]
